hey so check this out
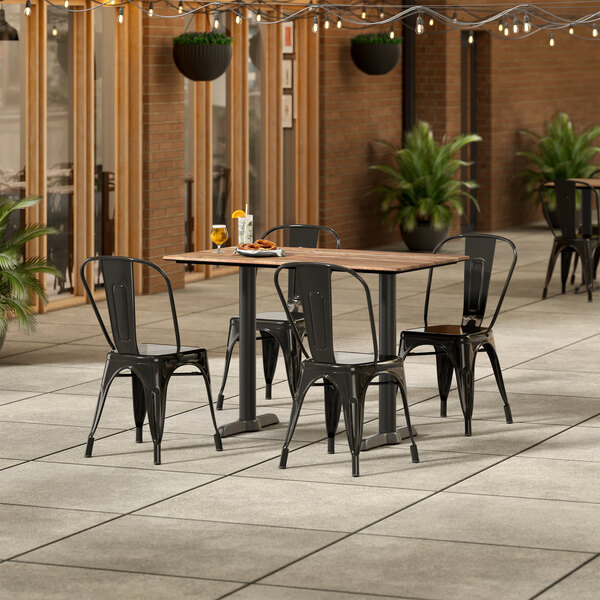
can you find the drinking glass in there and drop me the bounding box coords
[210,224,228,253]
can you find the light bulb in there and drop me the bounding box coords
[452,11,457,23]
[468,31,474,45]
[429,17,434,27]
[504,21,509,36]
[512,18,519,34]
[361,6,366,20]
[324,14,330,30]
[498,19,503,32]
[64,0,69,8]
[336,17,342,29]
[256,10,261,22]
[52,26,58,37]
[312,14,318,34]
[416,15,424,35]
[235,14,241,25]
[389,27,395,40]
[549,33,555,47]
[118,6,124,23]
[379,10,384,20]
[178,1,183,14]
[214,11,220,30]
[24,0,31,16]
[148,1,153,17]
[568,26,574,35]
[594,23,599,37]
[523,15,531,33]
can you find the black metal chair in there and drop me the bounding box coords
[80,256,222,465]
[400,233,517,436]
[539,180,600,302]
[274,262,419,477]
[216,224,341,410]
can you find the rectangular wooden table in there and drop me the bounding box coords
[164,247,467,450]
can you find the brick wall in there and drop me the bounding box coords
[319,27,403,249]
[142,11,187,293]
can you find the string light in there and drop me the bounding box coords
[503,19,509,36]
[312,13,318,33]
[416,14,424,35]
[336,16,341,29]
[390,26,395,39]
[361,6,366,20]
[452,11,457,23]
[429,17,434,26]
[549,32,555,46]
[593,23,599,37]
[324,13,330,29]
[256,9,261,22]
[178,1,183,14]
[64,0,69,8]
[379,9,384,20]
[523,15,531,33]
[512,17,519,34]
[118,6,124,23]
[468,30,474,44]
[148,1,153,17]
[52,26,58,37]
[498,19,503,32]
[24,0,31,16]
[213,10,220,30]
[568,26,574,35]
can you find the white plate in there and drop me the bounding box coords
[235,248,285,257]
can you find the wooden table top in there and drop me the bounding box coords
[543,179,600,188]
[164,247,468,274]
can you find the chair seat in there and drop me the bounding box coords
[230,311,303,323]
[404,324,488,337]
[333,351,376,364]
[134,343,203,356]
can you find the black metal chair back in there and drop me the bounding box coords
[80,256,181,355]
[424,234,517,331]
[274,262,378,365]
[539,180,600,239]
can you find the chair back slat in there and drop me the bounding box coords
[554,180,578,237]
[101,259,139,354]
[462,236,496,328]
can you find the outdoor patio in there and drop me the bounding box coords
[0,223,599,599]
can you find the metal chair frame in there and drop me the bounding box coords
[80,256,222,465]
[539,180,600,302]
[216,224,341,410]
[274,261,418,477]
[400,233,517,436]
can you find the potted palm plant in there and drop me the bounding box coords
[517,112,600,221]
[0,196,60,351]
[173,31,233,82]
[350,32,402,75]
[370,121,481,251]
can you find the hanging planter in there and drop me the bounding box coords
[350,33,402,76]
[173,31,233,82]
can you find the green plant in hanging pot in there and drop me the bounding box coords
[370,121,481,251]
[350,32,402,75]
[517,112,600,215]
[0,196,60,351]
[172,31,233,82]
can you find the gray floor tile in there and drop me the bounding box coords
[22,515,343,582]
[0,504,115,560]
[263,534,591,600]
[0,461,217,512]
[0,421,113,460]
[138,476,429,532]
[521,426,600,462]
[537,556,600,600]
[0,343,110,368]
[0,562,243,599]
[364,492,600,552]
[0,389,39,406]
[228,584,403,599]
[449,456,600,503]
[0,364,101,393]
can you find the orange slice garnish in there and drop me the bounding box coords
[231,209,246,218]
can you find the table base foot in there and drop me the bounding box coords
[361,426,418,451]
[218,413,279,438]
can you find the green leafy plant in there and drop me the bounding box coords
[370,121,481,232]
[0,196,60,336]
[351,32,402,45]
[517,112,600,205]
[173,31,233,45]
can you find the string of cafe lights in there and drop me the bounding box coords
[24,2,600,45]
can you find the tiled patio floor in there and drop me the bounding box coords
[1,224,599,599]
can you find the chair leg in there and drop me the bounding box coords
[199,365,223,452]
[261,335,279,400]
[132,374,146,443]
[85,360,118,457]
[146,385,166,465]
[543,243,561,299]
[217,325,238,410]
[398,382,419,463]
[454,348,476,436]
[435,351,453,417]
[560,248,574,294]
[324,383,342,454]
[571,252,579,285]
[482,343,512,424]
[279,374,308,469]
[342,391,365,477]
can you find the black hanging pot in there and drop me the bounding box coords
[173,32,233,82]
[350,34,402,76]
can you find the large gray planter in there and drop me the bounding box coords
[173,43,232,81]
[401,222,450,252]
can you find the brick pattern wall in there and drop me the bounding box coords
[319,28,403,249]
[142,12,187,293]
